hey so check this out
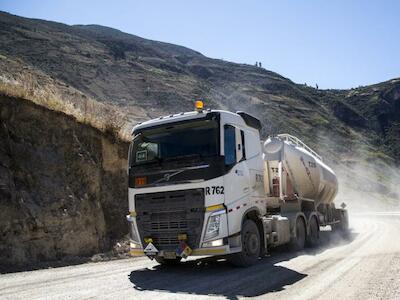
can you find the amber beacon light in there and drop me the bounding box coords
[195,100,204,112]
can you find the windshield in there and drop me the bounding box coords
[130,119,219,166]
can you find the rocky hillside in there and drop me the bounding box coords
[1,11,399,159]
[0,11,399,268]
[0,95,128,269]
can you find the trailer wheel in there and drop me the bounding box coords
[229,219,260,267]
[306,216,320,247]
[155,256,182,266]
[289,217,306,251]
[333,210,349,236]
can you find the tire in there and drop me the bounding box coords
[306,216,320,247]
[154,256,182,266]
[334,210,349,236]
[289,217,306,251]
[229,219,261,267]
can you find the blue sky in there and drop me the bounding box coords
[1,0,399,89]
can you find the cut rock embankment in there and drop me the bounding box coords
[0,95,129,268]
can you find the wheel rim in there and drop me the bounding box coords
[244,230,259,256]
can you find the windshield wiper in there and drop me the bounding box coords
[132,133,142,142]
[133,156,162,167]
[162,153,204,162]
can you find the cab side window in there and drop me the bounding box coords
[224,125,236,165]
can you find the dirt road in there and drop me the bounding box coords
[1,213,400,300]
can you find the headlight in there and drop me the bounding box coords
[202,238,224,248]
[204,210,224,241]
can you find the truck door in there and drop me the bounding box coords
[223,125,250,234]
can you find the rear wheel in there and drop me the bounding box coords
[155,256,182,266]
[306,216,320,247]
[229,219,260,267]
[333,210,349,236]
[289,217,306,251]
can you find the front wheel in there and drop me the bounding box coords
[229,219,261,267]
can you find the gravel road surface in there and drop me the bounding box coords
[1,213,400,300]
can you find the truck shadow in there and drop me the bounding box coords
[128,229,357,299]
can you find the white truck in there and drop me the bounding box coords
[126,102,348,266]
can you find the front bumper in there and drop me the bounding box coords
[129,245,230,257]
[127,209,230,258]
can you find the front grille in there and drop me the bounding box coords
[135,188,205,250]
[152,236,179,246]
[150,220,188,231]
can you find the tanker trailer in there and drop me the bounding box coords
[262,134,348,249]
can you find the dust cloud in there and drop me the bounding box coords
[325,133,400,213]
[206,87,400,213]
[335,159,400,213]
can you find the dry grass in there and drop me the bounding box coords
[0,56,132,142]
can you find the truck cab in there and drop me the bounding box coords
[127,105,266,262]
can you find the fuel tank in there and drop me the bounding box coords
[263,134,338,207]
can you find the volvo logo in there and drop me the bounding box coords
[154,170,184,184]
[152,165,209,185]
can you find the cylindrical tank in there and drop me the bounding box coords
[263,134,338,207]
